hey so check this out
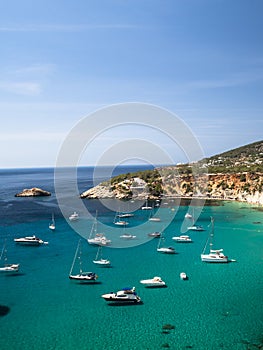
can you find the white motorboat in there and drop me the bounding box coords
[88,234,111,246]
[148,232,161,238]
[157,235,176,254]
[101,287,141,303]
[114,220,129,226]
[185,212,193,219]
[69,212,79,221]
[117,213,134,218]
[14,235,47,246]
[140,276,166,287]
[49,213,56,230]
[0,264,20,273]
[157,246,176,254]
[149,217,161,222]
[69,240,98,282]
[180,272,188,280]
[120,234,136,240]
[201,217,229,263]
[187,224,205,231]
[172,235,192,243]
[93,246,111,266]
[0,243,19,273]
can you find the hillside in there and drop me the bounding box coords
[81,140,263,205]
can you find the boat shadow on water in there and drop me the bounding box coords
[3,272,26,277]
[107,301,144,307]
[72,281,102,285]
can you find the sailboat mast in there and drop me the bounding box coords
[69,239,81,276]
[0,244,5,261]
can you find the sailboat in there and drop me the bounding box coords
[157,233,176,254]
[93,246,111,266]
[186,208,204,231]
[87,211,111,246]
[148,208,161,222]
[0,242,20,273]
[113,211,129,226]
[141,198,152,210]
[201,217,228,263]
[69,239,98,281]
[49,213,55,231]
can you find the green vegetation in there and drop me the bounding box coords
[98,140,262,200]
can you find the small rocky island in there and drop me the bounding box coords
[15,187,51,197]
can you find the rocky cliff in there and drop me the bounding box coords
[80,171,263,205]
[81,140,263,205]
[15,187,51,197]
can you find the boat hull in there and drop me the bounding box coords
[69,273,98,281]
[0,264,19,273]
[201,254,228,263]
[102,294,141,303]
[14,240,43,246]
[140,280,165,287]
[157,248,176,254]
[93,260,111,266]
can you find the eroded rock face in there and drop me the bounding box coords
[15,187,51,197]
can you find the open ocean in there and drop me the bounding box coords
[0,166,262,350]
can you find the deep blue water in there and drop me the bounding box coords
[0,167,263,350]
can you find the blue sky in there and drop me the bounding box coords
[0,0,262,168]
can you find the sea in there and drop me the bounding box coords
[0,166,262,350]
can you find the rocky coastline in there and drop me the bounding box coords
[15,187,51,197]
[80,172,263,206]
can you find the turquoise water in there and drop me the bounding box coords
[0,169,263,350]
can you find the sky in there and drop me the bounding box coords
[0,0,263,168]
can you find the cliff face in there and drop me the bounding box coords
[80,172,263,205]
[81,141,263,205]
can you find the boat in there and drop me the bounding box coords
[180,272,188,280]
[87,212,111,246]
[101,287,141,303]
[14,235,47,246]
[141,198,152,210]
[49,213,55,230]
[157,235,176,254]
[140,276,166,287]
[148,232,161,238]
[120,234,136,239]
[88,234,111,246]
[0,263,20,273]
[114,211,129,226]
[201,217,228,263]
[69,239,98,282]
[187,224,205,231]
[0,243,19,273]
[93,246,111,266]
[148,208,161,222]
[157,246,176,254]
[69,212,79,221]
[172,235,193,243]
[149,217,161,222]
[117,213,134,218]
[185,208,205,231]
